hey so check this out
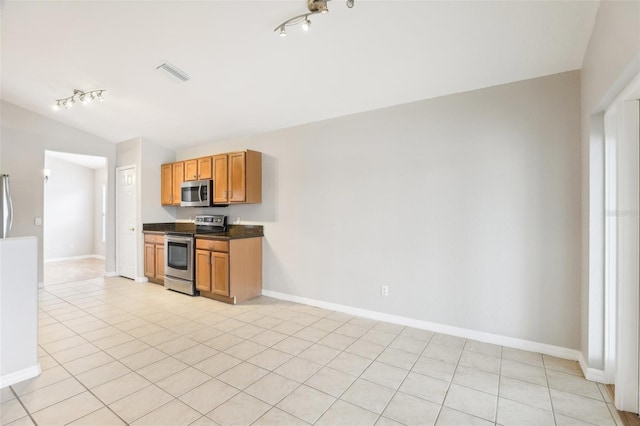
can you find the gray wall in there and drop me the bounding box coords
[43,156,96,260]
[177,71,582,349]
[579,0,640,370]
[141,138,176,224]
[0,101,117,283]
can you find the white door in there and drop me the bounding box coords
[117,166,136,279]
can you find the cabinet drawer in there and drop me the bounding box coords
[144,234,164,244]
[196,239,229,252]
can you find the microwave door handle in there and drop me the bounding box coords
[198,183,203,203]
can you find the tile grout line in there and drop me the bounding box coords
[495,344,503,426]
[541,355,559,426]
[8,385,39,426]
[431,336,466,426]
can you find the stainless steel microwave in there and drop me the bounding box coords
[180,179,214,207]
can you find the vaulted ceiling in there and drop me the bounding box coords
[1,1,600,150]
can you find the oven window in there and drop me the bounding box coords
[167,241,189,270]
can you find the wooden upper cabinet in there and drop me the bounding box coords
[241,150,262,204]
[228,152,246,203]
[213,154,229,204]
[184,159,198,181]
[226,150,261,204]
[172,162,184,206]
[161,161,184,206]
[198,157,212,180]
[161,164,173,205]
[185,157,212,181]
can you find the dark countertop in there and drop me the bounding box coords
[142,223,263,240]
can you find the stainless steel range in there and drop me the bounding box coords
[164,215,227,295]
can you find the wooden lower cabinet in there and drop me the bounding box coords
[195,249,229,296]
[143,233,165,284]
[195,237,262,304]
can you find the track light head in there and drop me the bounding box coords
[302,17,311,31]
[346,0,354,8]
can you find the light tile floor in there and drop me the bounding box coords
[44,258,105,286]
[1,276,624,426]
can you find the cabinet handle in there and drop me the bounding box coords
[229,190,233,198]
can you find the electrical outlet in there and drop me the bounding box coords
[34,217,42,226]
[381,285,389,296]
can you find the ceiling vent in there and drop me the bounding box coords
[156,62,190,82]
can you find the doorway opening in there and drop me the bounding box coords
[43,151,108,286]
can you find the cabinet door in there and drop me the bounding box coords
[198,157,212,180]
[155,245,165,281]
[195,249,212,292]
[172,162,184,206]
[144,243,156,278]
[161,164,173,205]
[213,154,229,204]
[228,152,246,202]
[184,159,198,181]
[211,252,229,296]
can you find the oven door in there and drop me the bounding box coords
[164,234,193,281]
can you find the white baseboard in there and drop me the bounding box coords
[44,254,105,263]
[0,364,41,389]
[262,289,583,365]
[135,276,149,283]
[577,351,608,383]
[104,271,117,277]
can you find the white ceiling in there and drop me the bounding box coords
[1,1,600,151]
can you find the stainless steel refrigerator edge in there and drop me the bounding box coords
[1,174,14,238]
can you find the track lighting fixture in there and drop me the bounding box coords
[274,0,354,36]
[53,89,106,111]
